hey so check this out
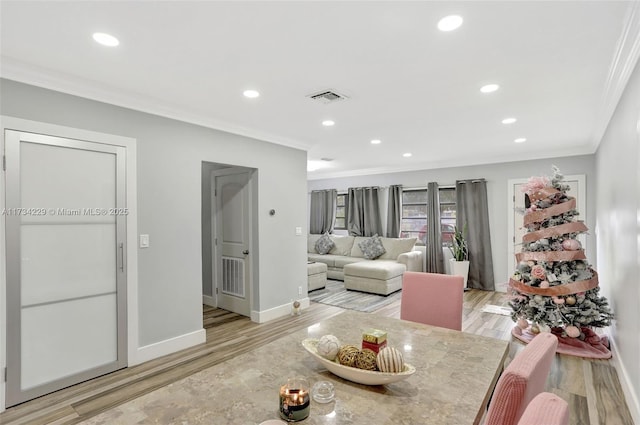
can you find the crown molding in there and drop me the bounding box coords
[591,0,640,150]
[0,57,311,152]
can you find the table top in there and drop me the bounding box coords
[82,310,509,425]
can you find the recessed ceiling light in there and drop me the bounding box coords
[502,118,517,124]
[480,84,500,93]
[403,153,412,158]
[243,89,260,98]
[92,32,119,47]
[322,120,335,127]
[438,15,463,32]
[370,139,382,145]
[514,138,527,143]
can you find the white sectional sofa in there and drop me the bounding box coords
[307,234,423,295]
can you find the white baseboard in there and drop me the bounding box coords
[608,333,640,424]
[202,295,216,307]
[133,328,206,366]
[251,297,310,323]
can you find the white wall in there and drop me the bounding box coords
[308,155,597,288]
[594,58,640,422]
[0,80,308,347]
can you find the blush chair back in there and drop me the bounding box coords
[484,332,559,425]
[517,392,569,425]
[400,271,464,331]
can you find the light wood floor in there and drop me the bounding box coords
[0,290,634,425]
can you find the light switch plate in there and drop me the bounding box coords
[295,227,302,236]
[139,234,150,248]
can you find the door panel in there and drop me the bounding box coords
[5,130,127,406]
[215,172,251,316]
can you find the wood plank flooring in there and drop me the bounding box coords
[0,290,634,425]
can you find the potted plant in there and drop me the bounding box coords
[449,224,470,289]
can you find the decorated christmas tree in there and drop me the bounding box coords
[509,167,614,357]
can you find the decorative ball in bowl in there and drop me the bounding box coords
[301,338,415,385]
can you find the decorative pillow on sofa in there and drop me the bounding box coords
[358,234,386,260]
[315,233,335,255]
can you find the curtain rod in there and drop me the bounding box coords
[309,183,457,194]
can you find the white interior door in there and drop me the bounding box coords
[214,171,251,316]
[4,130,127,406]
[507,175,585,284]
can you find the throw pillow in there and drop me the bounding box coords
[315,233,335,255]
[358,234,386,260]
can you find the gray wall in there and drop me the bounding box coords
[308,155,597,287]
[595,58,640,420]
[1,79,309,347]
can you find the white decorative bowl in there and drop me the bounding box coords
[302,338,415,385]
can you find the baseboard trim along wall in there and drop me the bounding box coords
[134,329,206,366]
[252,298,310,323]
[202,295,216,307]
[609,333,640,425]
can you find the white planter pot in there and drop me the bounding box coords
[449,259,470,288]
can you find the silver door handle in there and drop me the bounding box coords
[242,249,249,255]
[119,242,125,271]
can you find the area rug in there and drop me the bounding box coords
[512,326,612,359]
[308,280,402,313]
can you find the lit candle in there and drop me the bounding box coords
[279,379,310,421]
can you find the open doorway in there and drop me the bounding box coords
[201,162,257,318]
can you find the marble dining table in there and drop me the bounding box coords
[81,310,510,425]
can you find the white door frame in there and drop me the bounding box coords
[0,116,138,413]
[210,167,255,316]
[506,174,586,291]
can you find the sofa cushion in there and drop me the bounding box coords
[308,234,322,253]
[358,234,386,260]
[378,237,417,260]
[349,237,368,258]
[344,261,406,280]
[315,233,335,254]
[334,256,365,269]
[329,235,355,256]
[307,253,338,268]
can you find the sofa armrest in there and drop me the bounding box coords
[398,250,423,272]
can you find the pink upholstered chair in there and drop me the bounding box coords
[517,392,569,425]
[484,332,559,425]
[400,271,464,331]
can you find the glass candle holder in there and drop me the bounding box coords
[279,378,310,422]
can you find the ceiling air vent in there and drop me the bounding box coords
[308,90,348,104]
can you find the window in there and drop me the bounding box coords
[335,193,348,230]
[400,187,456,246]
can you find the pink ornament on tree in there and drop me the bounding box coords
[517,318,529,329]
[561,239,582,251]
[531,265,546,280]
[565,325,581,338]
[553,297,565,305]
[540,281,550,288]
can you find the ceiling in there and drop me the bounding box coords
[2,1,639,180]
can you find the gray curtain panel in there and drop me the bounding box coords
[425,182,445,273]
[347,187,383,236]
[456,179,495,290]
[309,189,337,234]
[386,185,402,238]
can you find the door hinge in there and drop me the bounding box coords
[214,238,217,246]
[2,155,5,171]
[215,287,218,294]
[4,367,6,382]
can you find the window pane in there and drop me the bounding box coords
[439,188,456,203]
[402,190,427,204]
[440,205,456,219]
[337,195,345,207]
[400,219,426,232]
[336,206,345,217]
[402,204,427,218]
[335,218,345,229]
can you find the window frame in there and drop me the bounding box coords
[400,186,456,247]
[334,192,348,230]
